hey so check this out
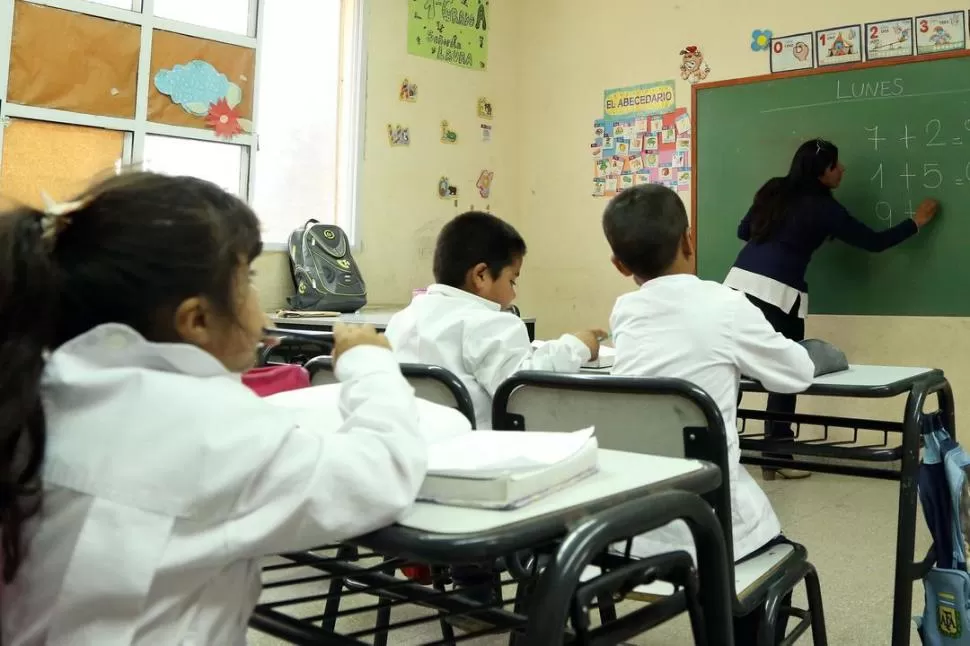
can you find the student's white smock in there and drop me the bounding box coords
[384,284,590,428]
[1,324,428,646]
[610,275,815,561]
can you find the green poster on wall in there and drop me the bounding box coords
[407,0,489,70]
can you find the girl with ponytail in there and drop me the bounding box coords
[725,138,939,480]
[0,172,427,644]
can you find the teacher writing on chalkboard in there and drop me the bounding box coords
[724,138,939,481]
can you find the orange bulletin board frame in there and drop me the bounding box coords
[7,1,140,118]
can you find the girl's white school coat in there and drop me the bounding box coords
[609,274,816,561]
[385,284,591,428]
[0,324,430,646]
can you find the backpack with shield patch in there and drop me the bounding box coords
[286,221,367,313]
[916,414,970,644]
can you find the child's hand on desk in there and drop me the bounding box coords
[571,329,608,360]
[913,198,940,229]
[333,323,391,362]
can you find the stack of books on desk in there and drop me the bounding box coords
[419,428,599,509]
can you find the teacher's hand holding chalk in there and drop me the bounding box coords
[913,198,940,229]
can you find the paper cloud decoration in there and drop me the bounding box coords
[154,60,234,116]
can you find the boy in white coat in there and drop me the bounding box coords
[385,211,604,429]
[0,173,428,645]
[601,184,816,641]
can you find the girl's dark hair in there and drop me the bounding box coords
[748,138,839,242]
[0,171,262,583]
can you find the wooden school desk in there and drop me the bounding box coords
[252,449,726,645]
[269,307,538,341]
[738,365,953,646]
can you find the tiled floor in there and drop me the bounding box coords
[249,468,932,645]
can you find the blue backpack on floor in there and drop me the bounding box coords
[916,414,970,643]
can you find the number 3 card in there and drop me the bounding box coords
[915,11,967,55]
[770,32,815,73]
[816,25,863,66]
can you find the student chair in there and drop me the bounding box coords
[258,331,334,367]
[491,372,827,646]
[303,356,477,427]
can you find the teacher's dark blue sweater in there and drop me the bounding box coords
[732,192,918,292]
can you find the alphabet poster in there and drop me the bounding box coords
[591,106,692,198]
[408,0,489,70]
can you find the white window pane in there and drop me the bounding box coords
[142,135,243,196]
[154,0,251,35]
[87,0,135,8]
[253,0,341,242]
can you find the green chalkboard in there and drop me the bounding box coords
[693,51,970,316]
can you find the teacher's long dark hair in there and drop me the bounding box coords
[748,139,839,242]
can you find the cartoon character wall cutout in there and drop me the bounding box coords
[387,124,410,146]
[476,170,494,198]
[440,120,458,144]
[477,97,493,119]
[400,78,418,102]
[438,177,458,199]
[679,45,711,84]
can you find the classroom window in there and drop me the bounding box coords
[143,135,245,196]
[153,0,252,36]
[0,0,260,210]
[252,0,364,246]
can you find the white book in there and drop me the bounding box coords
[531,340,615,369]
[418,428,599,509]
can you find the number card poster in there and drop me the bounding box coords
[915,11,967,55]
[816,25,863,66]
[408,0,489,70]
[591,107,692,198]
[770,33,814,73]
[864,18,914,60]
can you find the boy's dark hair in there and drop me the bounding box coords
[433,211,526,287]
[602,184,688,280]
[0,171,261,583]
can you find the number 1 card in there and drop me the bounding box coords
[915,11,967,55]
[769,32,815,73]
[816,25,863,66]
[865,18,914,60]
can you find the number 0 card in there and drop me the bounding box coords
[816,25,863,66]
[769,32,815,73]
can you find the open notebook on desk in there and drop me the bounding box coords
[531,340,616,369]
[420,427,599,510]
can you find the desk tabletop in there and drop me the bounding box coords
[270,308,536,329]
[742,364,945,397]
[355,449,719,563]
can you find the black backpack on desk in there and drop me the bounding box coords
[286,221,367,313]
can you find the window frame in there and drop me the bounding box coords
[0,0,365,252]
[0,0,260,206]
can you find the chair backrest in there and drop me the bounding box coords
[258,331,334,367]
[492,371,733,561]
[303,356,477,427]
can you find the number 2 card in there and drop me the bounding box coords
[816,25,863,66]
[865,18,914,60]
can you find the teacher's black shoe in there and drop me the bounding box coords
[762,467,812,481]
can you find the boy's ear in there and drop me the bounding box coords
[466,262,491,292]
[681,230,694,259]
[611,255,633,277]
